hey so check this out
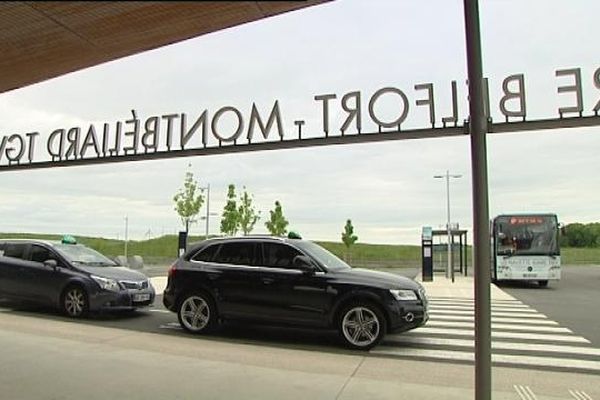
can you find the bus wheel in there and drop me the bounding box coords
[538,280,549,288]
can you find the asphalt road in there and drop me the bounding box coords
[15,264,596,353]
[496,265,600,347]
[0,267,420,351]
[1,266,599,399]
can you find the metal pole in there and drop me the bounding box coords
[463,1,492,399]
[446,170,451,279]
[205,183,210,238]
[451,234,455,283]
[124,215,129,259]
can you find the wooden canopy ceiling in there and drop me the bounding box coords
[0,1,329,94]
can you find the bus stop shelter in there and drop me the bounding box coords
[432,228,469,276]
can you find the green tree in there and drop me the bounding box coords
[173,170,204,234]
[341,219,358,261]
[562,222,600,247]
[238,187,260,235]
[265,200,289,236]
[220,184,240,236]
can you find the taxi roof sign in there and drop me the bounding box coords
[61,235,77,244]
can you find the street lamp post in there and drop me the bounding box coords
[124,215,129,259]
[199,183,218,239]
[204,183,210,237]
[434,170,462,279]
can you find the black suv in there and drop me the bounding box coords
[0,237,155,317]
[163,236,428,350]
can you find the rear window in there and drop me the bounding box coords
[2,243,27,260]
[213,242,258,266]
[30,245,56,263]
[191,244,220,262]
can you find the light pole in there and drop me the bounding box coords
[124,215,129,259]
[199,183,218,239]
[434,170,462,279]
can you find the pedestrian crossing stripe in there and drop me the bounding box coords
[427,296,525,304]
[372,296,599,373]
[429,309,550,318]
[410,327,589,343]
[371,347,600,371]
[426,320,573,333]
[383,336,600,357]
[428,314,559,326]
[428,299,533,309]
[430,304,539,313]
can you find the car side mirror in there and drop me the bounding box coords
[293,255,315,274]
[44,259,58,270]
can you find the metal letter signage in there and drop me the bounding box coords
[1,66,600,171]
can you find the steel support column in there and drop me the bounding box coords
[463,1,492,399]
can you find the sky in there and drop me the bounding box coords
[1,0,599,245]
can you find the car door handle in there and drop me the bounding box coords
[262,277,275,285]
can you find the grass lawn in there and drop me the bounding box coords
[1,232,598,267]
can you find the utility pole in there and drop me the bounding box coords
[434,170,462,279]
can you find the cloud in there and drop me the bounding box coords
[1,0,599,245]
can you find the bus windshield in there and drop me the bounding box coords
[495,215,559,256]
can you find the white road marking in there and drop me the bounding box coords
[426,320,573,333]
[429,303,536,311]
[429,310,549,319]
[569,389,594,400]
[514,385,538,400]
[371,347,600,371]
[429,299,531,308]
[159,322,183,330]
[384,336,600,356]
[428,314,559,325]
[410,327,590,343]
[428,297,524,304]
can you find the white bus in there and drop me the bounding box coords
[491,214,561,287]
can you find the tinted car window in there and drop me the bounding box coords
[3,243,27,260]
[263,243,302,269]
[191,244,220,262]
[30,245,55,263]
[293,241,351,271]
[214,242,258,266]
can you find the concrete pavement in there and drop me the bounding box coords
[0,272,597,399]
[416,272,517,301]
[0,309,598,400]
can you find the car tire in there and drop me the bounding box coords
[538,280,549,288]
[61,285,89,318]
[338,301,386,350]
[177,292,217,334]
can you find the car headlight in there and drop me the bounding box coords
[91,275,121,292]
[390,289,418,301]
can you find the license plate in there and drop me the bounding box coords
[133,293,151,302]
[523,273,537,278]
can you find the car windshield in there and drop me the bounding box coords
[54,243,117,267]
[293,241,351,271]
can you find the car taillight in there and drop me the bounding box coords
[168,264,177,278]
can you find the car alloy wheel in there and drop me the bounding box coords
[178,294,215,333]
[63,286,87,318]
[340,305,384,350]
